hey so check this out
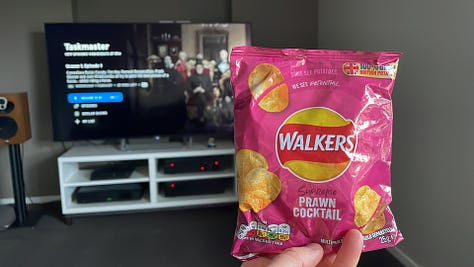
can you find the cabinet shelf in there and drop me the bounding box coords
[155,169,235,182]
[65,197,152,214]
[64,166,150,187]
[57,141,236,216]
[155,187,237,208]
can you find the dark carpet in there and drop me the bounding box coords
[0,202,403,267]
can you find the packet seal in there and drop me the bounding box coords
[231,45,402,64]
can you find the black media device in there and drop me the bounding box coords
[90,163,136,180]
[75,183,144,203]
[44,22,252,141]
[159,178,230,197]
[159,155,233,174]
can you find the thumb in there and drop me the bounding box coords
[267,243,324,267]
[331,229,363,267]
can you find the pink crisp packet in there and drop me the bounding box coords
[230,46,403,260]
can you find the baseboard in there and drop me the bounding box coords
[387,246,421,267]
[0,195,60,205]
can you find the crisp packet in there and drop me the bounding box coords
[230,46,403,260]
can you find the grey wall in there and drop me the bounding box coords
[0,1,73,199]
[73,0,230,23]
[231,0,318,48]
[0,0,317,200]
[74,0,319,48]
[319,1,474,266]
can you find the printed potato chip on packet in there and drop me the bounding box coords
[230,46,403,260]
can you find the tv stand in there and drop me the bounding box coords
[57,140,236,216]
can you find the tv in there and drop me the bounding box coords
[44,22,251,142]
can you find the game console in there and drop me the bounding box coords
[90,163,135,180]
[75,183,144,203]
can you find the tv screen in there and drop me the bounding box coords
[45,23,251,141]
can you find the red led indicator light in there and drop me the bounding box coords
[214,161,219,166]
[170,183,175,188]
[200,166,205,171]
[169,162,175,167]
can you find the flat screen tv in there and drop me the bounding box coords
[45,22,251,141]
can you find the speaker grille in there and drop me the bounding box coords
[0,117,18,140]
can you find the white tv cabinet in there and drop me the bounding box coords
[57,141,236,216]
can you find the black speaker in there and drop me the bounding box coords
[0,92,31,145]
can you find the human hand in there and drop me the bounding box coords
[241,229,363,267]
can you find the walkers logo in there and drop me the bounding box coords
[342,62,398,79]
[276,107,357,182]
